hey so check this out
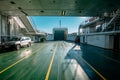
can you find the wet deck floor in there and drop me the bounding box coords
[0,41,120,80]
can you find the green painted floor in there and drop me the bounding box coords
[0,41,120,80]
[0,41,88,80]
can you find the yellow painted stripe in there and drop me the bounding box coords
[0,57,25,74]
[82,57,106,80]
[45,44,58,80]
[97,53,120,63]
[0,45,45,74]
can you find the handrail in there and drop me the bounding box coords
[107,9,120,28]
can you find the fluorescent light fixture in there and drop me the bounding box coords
[61,10,65,16]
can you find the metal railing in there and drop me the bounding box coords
[105,9,120,30]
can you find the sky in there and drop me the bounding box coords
[29,16,90,34]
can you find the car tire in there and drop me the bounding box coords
[27,43,30,47]
[16,45,20,50]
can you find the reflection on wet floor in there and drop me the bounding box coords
[61,59,90,80]
[19,49,32,58]
[0,41,120,80]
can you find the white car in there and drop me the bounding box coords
[1,37,32,50]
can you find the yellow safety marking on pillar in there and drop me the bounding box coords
[45,43,58,80]
[82,57,106,80]
[0,45,45,74]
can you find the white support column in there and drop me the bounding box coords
[1,15,6,37]
[9,18,14,37]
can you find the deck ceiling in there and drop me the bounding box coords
[0,0,120,16]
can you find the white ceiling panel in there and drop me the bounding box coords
[0,0,120,16]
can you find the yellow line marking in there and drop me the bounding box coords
[45,44,58,80]
[0,45,45,74]
[0,57,25,74]
[97,53,120,63]
[81,57,106,80]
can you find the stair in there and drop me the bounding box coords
[104,9,120,31]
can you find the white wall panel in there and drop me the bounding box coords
[80,33,115,49]
[67,35,76,41]
[80,36,84,43]
[87,35,106,48]
[82,34,114,49]
[108,35,114,49]
[46,34,54,40]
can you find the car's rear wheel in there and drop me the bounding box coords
[16,45,20,50]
